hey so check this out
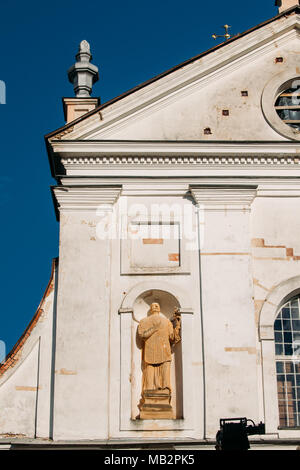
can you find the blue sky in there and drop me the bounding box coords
[0,0,278,354]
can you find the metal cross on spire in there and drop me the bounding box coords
[212,25,231,42]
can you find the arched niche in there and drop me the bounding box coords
[119,281,194,431]
[132,289,183,420]
[120,280,192,313]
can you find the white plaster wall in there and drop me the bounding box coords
[91,41,300,141]
[50,193,300,441]
[108,195,204,440]
[53,212,111,440]
[199,208,258,437]
[0,343,39,437]
[251,196,300,320]
[42,13,300,442]
[0,265,56,439]
[251,196,300,434]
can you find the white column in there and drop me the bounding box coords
[52,186,121,440]
[190,185,258,437]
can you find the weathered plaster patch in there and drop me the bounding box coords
[142,239,164,244]
[55,368,77,375]
[201,252,250,256]
[224,347,256,355]
[52,126,74,140]
[253,278,270,292]
[251,238,300,261]
[254,300,265,325]
[168,253,179,262]
[15,386,39,391]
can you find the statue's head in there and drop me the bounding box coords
[150,302,160,315]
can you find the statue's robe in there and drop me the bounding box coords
[138,314,179,392]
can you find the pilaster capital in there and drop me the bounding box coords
[52,185,122,214]
[189,185,257,211]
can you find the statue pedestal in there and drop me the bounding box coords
[140,390,174,420]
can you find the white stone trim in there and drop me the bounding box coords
[189,185,257,211]
[118,307,193,320]
[52,186,122,212]
[259,275,300,340]
[120,280,193,313]
[59,178,300,193]
[52,140,300,157]
[61,155,300,168]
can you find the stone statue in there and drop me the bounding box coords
[137,302,181,419]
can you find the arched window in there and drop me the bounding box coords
[274,297,300,427]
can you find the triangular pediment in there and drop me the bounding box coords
[48,8,300,143]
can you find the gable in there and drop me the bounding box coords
[48,9,300,143]
[90,41,300,142]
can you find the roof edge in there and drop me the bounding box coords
[0,258,58,377]
[45,5,300,142]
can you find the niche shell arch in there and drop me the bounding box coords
[120,280,193,314]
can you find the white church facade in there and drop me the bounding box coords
[1,0,300,449]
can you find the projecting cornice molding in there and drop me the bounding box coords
[189,185,257,211]
[50,140,300,157]
[52,186,122,213]
[48,141,300,178]
[61,154,300,166]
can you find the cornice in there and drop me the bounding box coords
[61,155,300,167]
[51,140,300,158]
[50,141,300,178]
[52,186,122,212]
[54,141,300,178]
[190,185,257,211]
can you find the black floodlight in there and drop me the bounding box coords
[216,417,265,451]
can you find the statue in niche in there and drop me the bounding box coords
[137,302,181,419]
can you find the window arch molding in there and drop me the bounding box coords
[259,275,300,340]
[259,275,300,434]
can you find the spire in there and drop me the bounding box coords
[275,0,300,13]
[67,40,99,97]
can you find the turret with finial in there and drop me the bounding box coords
[275,0,300,13]
[67,40,99,97]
